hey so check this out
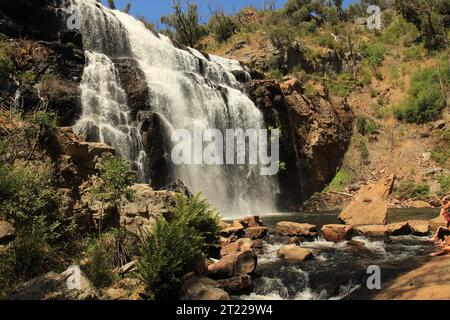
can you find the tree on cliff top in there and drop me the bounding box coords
[161,0,206,48]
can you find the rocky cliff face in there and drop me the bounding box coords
[0,0,84,126]
[246,79,354,208]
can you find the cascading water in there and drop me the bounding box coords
[72,0,279,216]
[73,51,147,179]
[73,0,147,179]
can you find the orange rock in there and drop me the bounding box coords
[339,174,395,226]
[277,245,313,262]
[276,221,318,237]
[245,226,268,240]
[239,216,264,228]
[321,224,353,242]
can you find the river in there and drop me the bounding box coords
[232,209,439,300]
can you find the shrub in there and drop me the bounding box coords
[403,46,423,61]
[19,70,36,85]
[362,43,386,68]
[27,110,61,154]
[93,155,134,204]
[0,44,13,75]
[82,234,116,288]
[324,168,352,193]
[395,180,430,200]
[393,67,447,123]
[357,116,378,136]
[208,13,238,43]
[439,175,450,195]
[303,83,317,98]
[136,193,220,299]
[0,162,60,228]
[137,216,203,300]
[383,17,419,46]
[327,73,357,98]
[358,138,369,162]
[0,216,62,297]
[173,193,221,253]
[431,147,450,164]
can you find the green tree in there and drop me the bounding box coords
[395,0,450,49]
[207,6,238,43]
[161,0,206,48]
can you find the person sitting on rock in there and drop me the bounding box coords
[429,196,450,256]
[429,196,450,241]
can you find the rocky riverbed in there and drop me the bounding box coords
[219,209,443,300]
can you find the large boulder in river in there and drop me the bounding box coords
[321,224,353,242]
[277,245,313,262]
[339,174,395,226]
[7,266,99,300]
[239,216,264,228]
[387,222,411,236]
[245,226,269,239]
[276,221,318,237]
[208,250,257,279]
[354,225,389,237]
[180,277,230,300]
[220,238,254,256]
[408,220,430,236]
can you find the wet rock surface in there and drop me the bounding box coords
[245,79,354,209]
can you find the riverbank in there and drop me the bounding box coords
[372,255,450,300]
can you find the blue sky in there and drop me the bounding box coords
[102,0,357,27]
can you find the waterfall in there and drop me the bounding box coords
[72,0,279,216]
[73,0,147,179]
[73,51,147,178]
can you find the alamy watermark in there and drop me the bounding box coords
[170,121,280,176]
[367,265,382,290]
[66,5,80,30]
[367,5,382,30]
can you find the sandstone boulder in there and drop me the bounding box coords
[409,200,433,209]
[239,216,264,228]
[220,238,253,256]
[387,222,411,236]
[408,220,431,236]
[339,174,395,226]
[277,245,313,262]
[7,266,99,300]
[276,221,318,237]
[0,221,16,245]
[245,226,269,239]
[321,224,353,242]
[354,225,389,237]
[220,225,244,238]
[208,251,257,279]
[180,277,230,300]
